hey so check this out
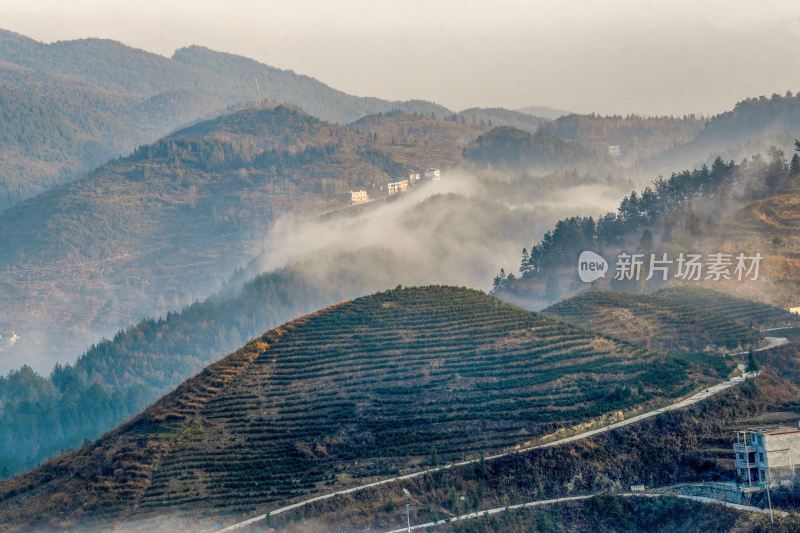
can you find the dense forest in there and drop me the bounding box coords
[463,126,613,173]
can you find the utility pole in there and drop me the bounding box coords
[765,473,774,524]
[764,450,774,525]
[405,503,411,532]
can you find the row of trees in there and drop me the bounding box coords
[131,136,337,174]
[494,142,800,291]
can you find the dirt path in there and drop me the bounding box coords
[383,491,788,532]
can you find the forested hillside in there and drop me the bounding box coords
[0,257,382,476]
[455,107,546,132]
[540,113,705,167]
[468,96,800,181]
[0,28,450,209]
[0,105,457,372]
[651,92,800,172]
[350,110,484,169]
[0,286,731,531]
[463,126,614,174]
[494,143,800,309]
[0,178,576,477]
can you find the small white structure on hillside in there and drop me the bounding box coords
[387,179,409,194]
[350,190,369,204]
[424,168,441,181]
[608,145,621,157]
[788,307,800,315]
[734,424,800,488]
[408,171,421,183]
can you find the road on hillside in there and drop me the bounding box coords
[729,336,789,356]
[383,490,788,532]
[216,342,787,532]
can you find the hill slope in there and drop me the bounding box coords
[0,28,450,209]
[650,92,800,172]
[0,105,433,369]
[0,180,582,477]
[0,286,729,530]
[539,113,705,169]
[463,126,614,174]
[543,289,765,354]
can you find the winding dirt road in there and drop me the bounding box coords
[383,491,788,532]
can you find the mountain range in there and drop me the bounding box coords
[0,28,452,210]
[2,25,800,532]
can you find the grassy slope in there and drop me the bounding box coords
[684,188,800,309]
[0,286,728,530]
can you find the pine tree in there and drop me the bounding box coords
[746,350,759,375]
[520,248,530,274]
[790,153,800,177]
[492,269,507,292]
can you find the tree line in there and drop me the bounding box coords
[495,141,800,291]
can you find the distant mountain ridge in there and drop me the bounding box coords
[516,104,572,120]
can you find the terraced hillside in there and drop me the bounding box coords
[263,364,800,533]
[544,290,765,354]
[654,286,800,330]
[0,287,730,531]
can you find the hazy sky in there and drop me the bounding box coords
[2,0,800,115]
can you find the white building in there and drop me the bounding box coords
[608,145,621,157]
[789,307,800,315]
[408,171,421,183]
[734,425,800,488]
[424,168,441,181]
[350,190,369,204]
[387,179,409,194]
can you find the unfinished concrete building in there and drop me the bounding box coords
[734,425,800,488]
